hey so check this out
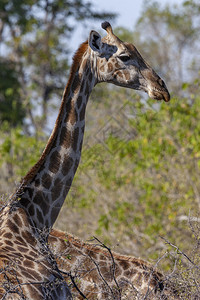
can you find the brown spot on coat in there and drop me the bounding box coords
[19,197,30,209]
[124,269,134,277]
[36,208,43,225]
[80,82,85,94]
[16,236,25,244]
[13,214,22,227]
[7,219,19,234]
[71,73,80,93]
[108,62,113,72]
[72,127,79,152]
[5,240,13,247]
[21,270,36,281]
[62,155,74,176]
[80,103,86,121]
[67,102,78,125]
[4,246,16,252]
[85,66,90,76]
[23,259,34,269]
[28,204,34,216]
[133,261,140,267]
[17,246,28,253]
[29,251,37,257]
[27,187,33,198]
[76,95,82,109]
[3,232,12,239]
[85,82,90,95]
[49,151,61,174]
[114,264,122,277]
[115,62,121,69]
[88,72,92,82]
[119,260,130,270]
[60,127,71,148]
[50,207,60,225]
[117,71,123,78]
[20,265,40,280]
[79,136,83,152]
[33,191,49,214]
[51,178,63,201]
[125,71,130,81]
[34,178,40,187]
[42,173,52,189]
[62,178,72,199]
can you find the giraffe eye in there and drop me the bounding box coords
[119,55,130,62]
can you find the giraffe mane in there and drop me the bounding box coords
[21,41,89,186]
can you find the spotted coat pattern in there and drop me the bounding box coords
[0,207,71,299]
[49,229,179,300]
[0,22,170,299]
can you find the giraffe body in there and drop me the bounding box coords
[49,229,178,300]
[0,22,170,298]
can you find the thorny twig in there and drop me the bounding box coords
[87,252,116,299]
[143,252,167,300]
[59,268,88,300]
[160,236,200,271]
[92,236,121,295]
[65,245,115,299]
[69,272,88,300]
[2,280,45,300]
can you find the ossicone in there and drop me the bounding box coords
[101,21,114,35]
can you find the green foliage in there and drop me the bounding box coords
[0,61,25,126]
[0,124,45,182]
[0,0,36,33]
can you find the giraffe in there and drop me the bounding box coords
[48,229,179,299]
[0,21,170,299]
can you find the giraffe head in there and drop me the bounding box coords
[88,21,170,102]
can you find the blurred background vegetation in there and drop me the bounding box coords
[1,0,200,291]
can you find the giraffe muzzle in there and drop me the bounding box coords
[162,90,170,102]
[148,87,170,102]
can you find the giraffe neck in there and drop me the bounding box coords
[16,41,96,232]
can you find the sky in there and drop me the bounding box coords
[70,0,185,53]
[91,0,185,29]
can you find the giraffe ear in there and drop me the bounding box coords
[89,30,102,53]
